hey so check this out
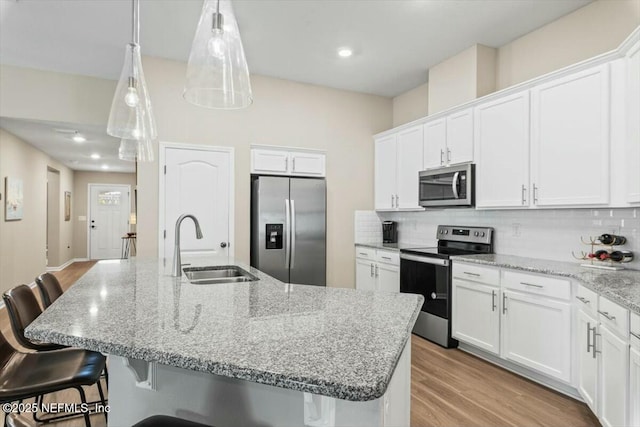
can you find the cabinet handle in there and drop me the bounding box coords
[491,290,497,312]
[440,149,444,165]
[285,157,289,171]
[533,184,539,204]
[631,331,640,340]
[592,328,601,358]
[391,194,394,208]
[502,293,507,314]
[597,310,616,321]
[576,296,590,304]
[375,265,379,278]
[395,195,399,207]
[370,263,374,277]
[586,322,594,354]
[381,256,392,260]
[521,184,527,205]
[447,148,451,162]
[292,157,296,172]
[520,282,543,288]
[463,271,480,277]
[359,252,367,256]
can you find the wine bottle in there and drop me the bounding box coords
[593,250,609,260]
[598,234,627,245]
[608,250,634,263]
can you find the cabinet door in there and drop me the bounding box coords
[630,346,640,427]
[396,126,424,210]
[355,259,376,291]
[502,291,571,382]
[531,64,610,206]
[377,263,399,293]
[289,151,325,177]
[423,118,446,169]
[452,279,500,355]
[446,108,474,165]
[576,309,598,414]
[252,149,289,174]
[375,135,397,210]
[599,325,629,427]
[626,41,640,204]
[475,91,530,208]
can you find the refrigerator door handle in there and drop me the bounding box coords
[285,198,291,268]
[290,199,296,269]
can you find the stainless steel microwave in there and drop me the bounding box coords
[418,163,475,208]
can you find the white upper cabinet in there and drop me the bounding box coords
[626,41,640,204]
[375,127,423,211]
[396,126,424,209]
[423,118,447,169]
[531,64,611,207]
[475,91,531,208]
[251,148,326,177]
[374,135,398,210]
[423,109,473,169]
[446,109,474,165]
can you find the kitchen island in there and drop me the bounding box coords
[25,257,423,426]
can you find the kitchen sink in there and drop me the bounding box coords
[183,266,259,285]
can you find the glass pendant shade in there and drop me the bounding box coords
[107,43,158,140]
[118,138,155,162]
[184,0,253,109]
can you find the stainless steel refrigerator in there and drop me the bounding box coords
[250,176,326,286]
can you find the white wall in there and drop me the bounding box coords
[392,83,429,127]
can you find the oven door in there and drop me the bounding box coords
[399,254,450,319]
[419,164,474,207]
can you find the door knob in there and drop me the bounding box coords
[220,242,227,248]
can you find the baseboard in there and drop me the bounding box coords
[46,258,90,272]
[457,343,582,401]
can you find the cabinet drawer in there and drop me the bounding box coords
[575,285,598,314]
[598,296,629,338]
[452,263,499,285]
[355,247,376,260]
[502,270,571,300]
[376,250,399,266]
[631,311,640,350]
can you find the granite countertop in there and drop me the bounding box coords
[25,257,423,402]
[355,242,431,252]
[452,254,640,315]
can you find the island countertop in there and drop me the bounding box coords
[25,257,423,402]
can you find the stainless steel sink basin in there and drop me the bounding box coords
[183,266,259,285]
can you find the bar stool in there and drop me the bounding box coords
[133,415,213,427]
[0,330,106,427]
[35,273,64,308]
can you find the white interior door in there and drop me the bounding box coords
[163,146,232,264]
[89,184,130,260]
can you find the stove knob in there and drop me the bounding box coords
[431,292,437,300]
[474,231,479,237]
[481,232,486,237]
[439,229,444,234]
[444,230,448,234]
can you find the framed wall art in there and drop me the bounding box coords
[5,177,23,221]
[64,191,71,221]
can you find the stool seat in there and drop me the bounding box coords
[133,415,213,427]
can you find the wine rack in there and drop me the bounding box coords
[572,235,632,271]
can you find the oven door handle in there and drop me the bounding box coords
[451,171,460,199]
[400,254,450,266]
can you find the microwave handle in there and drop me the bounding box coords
[452,171,460,199]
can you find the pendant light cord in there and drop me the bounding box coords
[131,0,139,45]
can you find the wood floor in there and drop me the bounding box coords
[1,261,598,427]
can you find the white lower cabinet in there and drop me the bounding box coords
[630,346,640,427]
[451,279,500,355]
[355,248,399,293]
[599,324,629,427]
[576,308,598,413]
[502,290,571,382]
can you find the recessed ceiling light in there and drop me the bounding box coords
[72,132,86,143]
[101,164,109,170]
[337,47,353,58]
[90,153,101,159]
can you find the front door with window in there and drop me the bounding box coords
[89,184,131,259]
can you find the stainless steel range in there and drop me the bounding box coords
[400,225,493,348]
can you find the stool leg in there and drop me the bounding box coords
[76,387,92,427]
[96,380,107,422]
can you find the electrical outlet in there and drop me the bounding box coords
[512,223,521,237]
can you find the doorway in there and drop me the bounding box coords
[159,144,234,264]
[88,184,131,259]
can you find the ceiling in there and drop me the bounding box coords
[0,117,135,173]
[0,0,592,172]
[0,0,592,97]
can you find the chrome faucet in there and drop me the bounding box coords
[172,214,203,277]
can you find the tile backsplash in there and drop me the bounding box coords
[355,208,640,270]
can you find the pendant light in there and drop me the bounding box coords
[118,138,154,162]
[107,0,157,142]
[183,0,253,109]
